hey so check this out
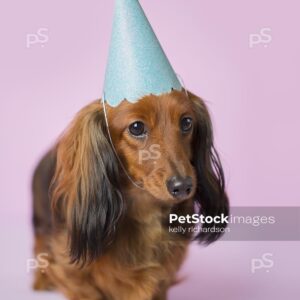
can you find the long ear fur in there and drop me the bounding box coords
[190,92,229,243]
[52,101,124,265]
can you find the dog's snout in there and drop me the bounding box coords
[166,176,193,200]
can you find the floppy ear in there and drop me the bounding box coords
[51,101,124,265]
[189,92,229,243]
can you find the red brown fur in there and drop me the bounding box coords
[32,90,229,299]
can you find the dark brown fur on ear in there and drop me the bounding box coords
[189,92,229,243]
[51,101,124,265]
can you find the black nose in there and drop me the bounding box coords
[166,176,193,199]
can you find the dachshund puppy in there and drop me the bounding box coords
[32,90,229,300]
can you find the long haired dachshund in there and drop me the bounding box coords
[32,90,229,300]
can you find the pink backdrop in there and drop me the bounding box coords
[0,0,299,299]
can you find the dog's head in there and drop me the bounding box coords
[52,90,229,264]
[107,90,197,202]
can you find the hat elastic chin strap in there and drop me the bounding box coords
[101,95,145,190]
[101,74,189,191]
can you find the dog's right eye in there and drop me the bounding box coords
[128,121,147,138]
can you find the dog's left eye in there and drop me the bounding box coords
[128,121,147,138]
[180,117,193,133]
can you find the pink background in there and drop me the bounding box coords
[0,0,299,299]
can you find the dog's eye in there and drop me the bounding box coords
[180,117,193,133]
[129,121,147,138]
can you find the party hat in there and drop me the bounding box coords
[103,0,182,107]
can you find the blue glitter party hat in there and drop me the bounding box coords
[103,0,182,107]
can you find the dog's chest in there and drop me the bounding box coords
[91,221,189,298]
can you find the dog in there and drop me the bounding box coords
[32,89,229,300]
